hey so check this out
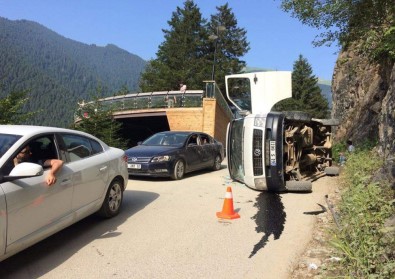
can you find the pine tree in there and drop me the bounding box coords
[139,1,250,93]
[274,55,329,118]
[139,0,209,92]
[0,89,37,124]
[207,3,250,91]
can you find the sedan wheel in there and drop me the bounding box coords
[212,155,222,171]
[171,160,185,180]
[98,179,123,218]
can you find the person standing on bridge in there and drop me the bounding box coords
[180,82,187,93]
[165,95,176,108]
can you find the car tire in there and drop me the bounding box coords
[325,166,340,176]
[212,155,222,171]
[98,179,123,218]
[171,159,185,180]
[285,180,312,192]
[283,111,312,122]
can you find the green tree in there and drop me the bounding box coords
[274,55,329,118]
[139,0,209,92]
[0,90,37,124]
[73,93,128,149]
[115,84,130,96]
[139,1,250,93]
[207,3,250,92]
[280,0,395,59]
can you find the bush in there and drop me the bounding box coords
[328,149,395,278]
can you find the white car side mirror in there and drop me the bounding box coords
[10,162,44,176]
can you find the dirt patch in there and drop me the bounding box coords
[290,177,343,278]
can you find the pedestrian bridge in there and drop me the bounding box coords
[95,82,234,147]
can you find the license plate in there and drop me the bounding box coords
[269,141,276,166]
[128,163,141,169]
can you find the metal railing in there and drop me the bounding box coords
[204,80,235,120]
[78,84,235,122]
[98,90,204,111]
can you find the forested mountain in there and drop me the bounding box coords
[0,16,332,127]
[317,79,332,108]
[0,17,147,127]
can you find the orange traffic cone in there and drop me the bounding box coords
[216,186,240,219]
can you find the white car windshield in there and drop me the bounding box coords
[0,134,21,158]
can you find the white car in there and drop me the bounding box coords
[0,125,128,262]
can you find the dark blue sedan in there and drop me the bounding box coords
[125,131,224,180]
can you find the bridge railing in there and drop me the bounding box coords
[78,85,235,122]
[204,81,235,120]
[99,90,204,111]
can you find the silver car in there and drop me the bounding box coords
[0,125,128,262]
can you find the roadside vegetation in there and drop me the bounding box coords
[0,89,37,124]
[326,143,395,278]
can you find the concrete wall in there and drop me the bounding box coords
[212,100,230,147]
[114,98,231,147]
[166,108,203,131]
[166,98,230,147]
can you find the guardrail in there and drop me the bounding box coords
[77,84,235,121]
[205,81,235,120]
[98,90,204,110]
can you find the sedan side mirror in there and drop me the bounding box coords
[1,162,44,182]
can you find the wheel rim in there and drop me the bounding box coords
[176,161,184,178]
[215,155,221,169]
[108,182,122,212]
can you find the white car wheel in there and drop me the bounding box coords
[98,179,123,218]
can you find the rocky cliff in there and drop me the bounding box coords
[332,48,395,158]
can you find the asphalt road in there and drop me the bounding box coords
[0,163,337,279]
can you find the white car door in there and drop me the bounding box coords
[0,186,7,257]
[60,134,109,213]
[3,134,73,250]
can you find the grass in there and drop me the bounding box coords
[325,147,395,278]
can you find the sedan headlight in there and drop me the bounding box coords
[151,155,171,162]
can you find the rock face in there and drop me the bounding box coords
[332,48,395,157]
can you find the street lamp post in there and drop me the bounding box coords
[208,25,226,97]
[209,25,226,82]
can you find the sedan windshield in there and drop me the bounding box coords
[143,133,188,147]
[0,133,21,158]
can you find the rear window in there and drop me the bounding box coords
[60,134,103,162]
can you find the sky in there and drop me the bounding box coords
[0,0,339,81]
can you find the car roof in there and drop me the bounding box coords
[0,125,102,142]
[156,131,206,135]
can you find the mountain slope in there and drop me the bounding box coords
[0,17,147,127]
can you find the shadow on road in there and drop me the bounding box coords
[128,163,228,182]
[249,192,286,258]
[0,189,159,278]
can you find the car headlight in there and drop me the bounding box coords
[151,155,171,162]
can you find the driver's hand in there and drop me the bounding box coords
[46,173,56,186]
